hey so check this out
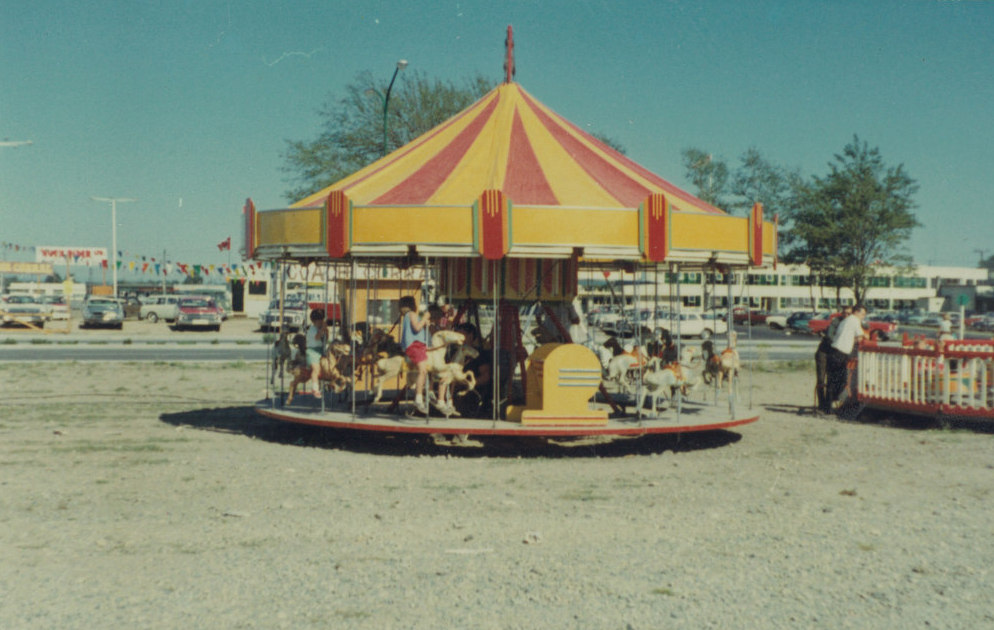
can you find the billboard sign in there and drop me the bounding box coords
[36,246,108,266]
[0,261,53,274]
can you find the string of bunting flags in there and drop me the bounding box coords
[2,241,271,283]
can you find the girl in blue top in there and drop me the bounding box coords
[399,296,432,413]
[305,308,328,397]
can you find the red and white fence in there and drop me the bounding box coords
[857,338,994,419]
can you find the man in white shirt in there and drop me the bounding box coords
[827,304,867,407]
[816,305,852,413]
[831,305,867,356]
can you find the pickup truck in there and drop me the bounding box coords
[807,312,897,341]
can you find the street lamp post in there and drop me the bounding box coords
[91,196,137,298]
[367,59,408,156]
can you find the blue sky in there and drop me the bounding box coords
[2,0,992,279]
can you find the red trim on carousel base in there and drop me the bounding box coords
[255,400,759,438]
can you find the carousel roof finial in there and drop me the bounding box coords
[504,25,515,84]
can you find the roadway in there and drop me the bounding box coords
[2,317,985,363]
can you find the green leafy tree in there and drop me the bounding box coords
[728,148,805,250]
[282,71,491,202]
[681,148,730,208]
[788,136,920,305]
[683,147,804,256]
[591,132,627,156]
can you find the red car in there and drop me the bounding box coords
[173,296,224,331]
[732,308,769,325]
[808,312,896,341]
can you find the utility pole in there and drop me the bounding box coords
[91,196,137,298]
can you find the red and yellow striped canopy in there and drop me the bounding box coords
[246,81,775,266]
[292,82,723,215]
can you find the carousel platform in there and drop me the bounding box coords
[254,395,758,438]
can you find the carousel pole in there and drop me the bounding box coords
[423,256,431,423]
[726,267,737,418]
[278,257,287,405]
[673,261,683,420]
[634,262,643,420]
[320,261,327,413]
[350,257,357,419]
[492,259,500,424]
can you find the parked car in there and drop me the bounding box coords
[808,311,897,341]
[965,315,985,329]
[980,314,994,331]
[787,311,817,333]
[258,297,308,332]
[80,296,125,329]
[732,308,769,325]
[904,312,929,325]
[40,295,70,320]
[614,309,664,337]
[656,311,728,340]
[139,295,181,323]
[173,296,223,331]
[1,294,51,328]
[764,311,793,330]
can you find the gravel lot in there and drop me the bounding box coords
[2,360,993,629]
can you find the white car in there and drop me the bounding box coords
[40,295,70,320]
[258,297,308,332]
[596,311,624,334]
[655,312,728,340]
[2,294,51,327]
[765,311,792,330]
[140,295,180,323]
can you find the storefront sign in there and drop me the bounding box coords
[0,261,53,274]
[35,246,108,266]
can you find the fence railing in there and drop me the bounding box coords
[857,337,994,418]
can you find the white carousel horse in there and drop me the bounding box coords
[371,330,477,415]
[640,357,683,414]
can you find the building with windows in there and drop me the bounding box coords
[579,264,991,314]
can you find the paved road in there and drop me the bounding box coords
[0,343,270,362]
[0,336,817,363]
[6,319,982,363]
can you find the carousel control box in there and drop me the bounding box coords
[506,343,608,426]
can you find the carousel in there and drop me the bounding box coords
[244,28,778,443]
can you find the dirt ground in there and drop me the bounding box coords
[2,360,993,629]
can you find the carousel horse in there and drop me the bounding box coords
[604,344,650,394]
[371,330,477,415]
[702,333,740,393]
[640,357,684,414]
[285,341,352,404]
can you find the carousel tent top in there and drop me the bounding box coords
[291,81,724,216]
[244,29,776,266]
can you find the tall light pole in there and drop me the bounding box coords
[366,59,408,156]
[91,196,137,297]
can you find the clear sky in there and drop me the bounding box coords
[2,0,992,281]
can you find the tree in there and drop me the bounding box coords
[282,71,491,202]
[681,148,730,208]
[788,136,920,305]
[591,132,627,156]
[729,148,805,248]
[683,147,805,255]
